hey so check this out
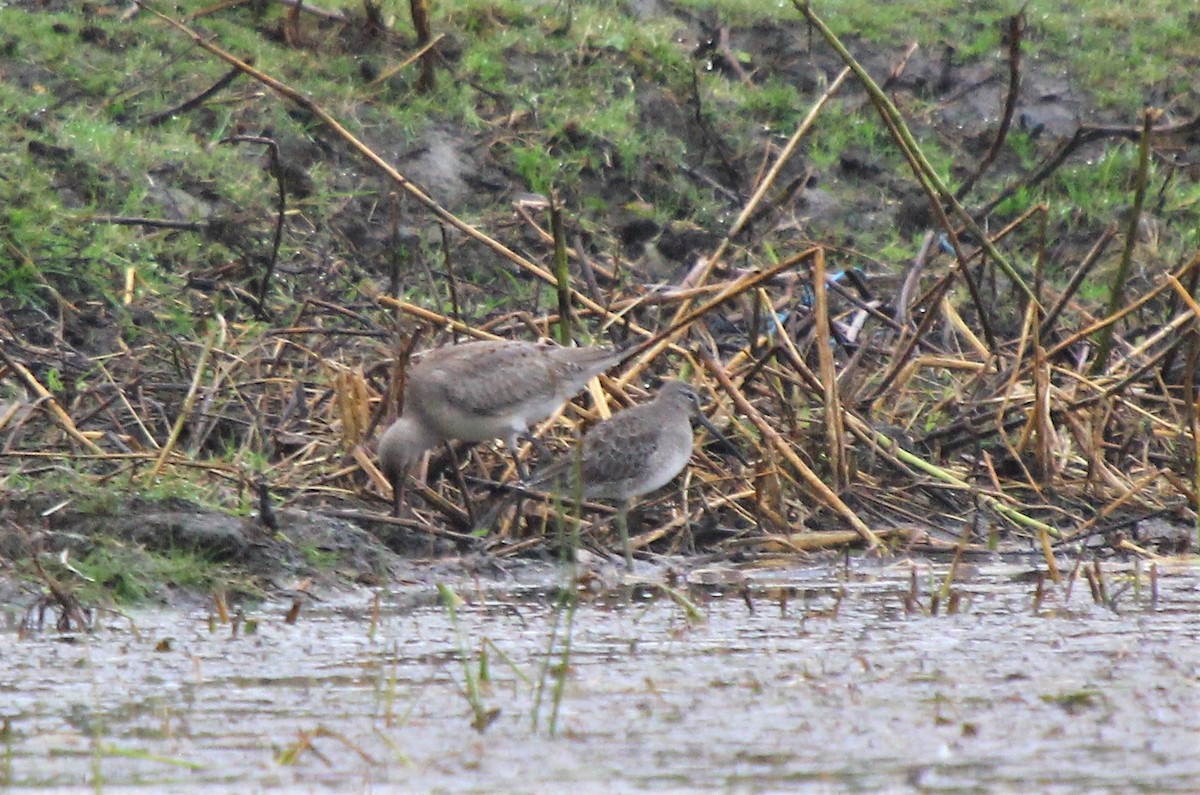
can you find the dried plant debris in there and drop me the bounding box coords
[1,2,1199,581]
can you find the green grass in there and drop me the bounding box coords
[672,0,1197,112]
[54,543,240,605]
[4,0,1192,317]
[299,545,339,569]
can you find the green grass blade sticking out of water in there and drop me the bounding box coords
[1090,108,1157,374]
[532,463,585,735]
[437,584,499,733]
[550,193,573,346]
[1,718,11,788]
[99,745,206,770]
[547,583,579,737]
[530,591,565,734]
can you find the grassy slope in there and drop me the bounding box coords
[2,0,1197,297]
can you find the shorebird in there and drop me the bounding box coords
[378,339,624,515]
[525,379,746,569]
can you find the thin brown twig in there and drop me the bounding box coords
[137,2,656,343]
[701,352,882,550]
[953,9,1024,200]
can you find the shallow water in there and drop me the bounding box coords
[2,557,1198,793]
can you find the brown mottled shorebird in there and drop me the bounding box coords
[526,379,745,569]
[378,339,624,515]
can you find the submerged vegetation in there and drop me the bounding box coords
[1,0,1199,602]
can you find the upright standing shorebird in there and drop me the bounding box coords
[526,379,746,569]
[378,339,624,515]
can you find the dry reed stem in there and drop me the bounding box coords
[627,60,851,376]
[152,318,224,477]
[617,248,823,386]
[0,347,103,454]
[866,271,957,404]
[811,249,848,490]
[792,1,1035,309]
[940,300,990,361]
[1046,254,1200,363]
[701,353,882,549]
[142,4,646,336]
[368,32,446,86]
[512,202,618,283]
[846,412,1064,541]
[751,527,912,553]
[729,66,851,240]
[1065,471,1172,542]
[1091,108,1159,373]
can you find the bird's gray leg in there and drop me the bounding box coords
[616,501,633,571]
[390,470,405,517]
[443,442,478,527]
[501,436,530,535]
[505,436,533,481]
[518,433,554,469]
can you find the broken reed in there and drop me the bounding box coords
[6,4,1199,568]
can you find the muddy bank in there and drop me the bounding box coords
[2,490,1192,611]
[0,493,437,604]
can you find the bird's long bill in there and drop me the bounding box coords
[693,412,749,466]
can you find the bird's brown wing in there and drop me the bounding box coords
[571,404,673,497]
[409,341,562,418]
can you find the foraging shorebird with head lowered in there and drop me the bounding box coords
[377,339,624,515]
[525,379,746,569]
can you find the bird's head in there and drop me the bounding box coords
[378,416,436,482]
